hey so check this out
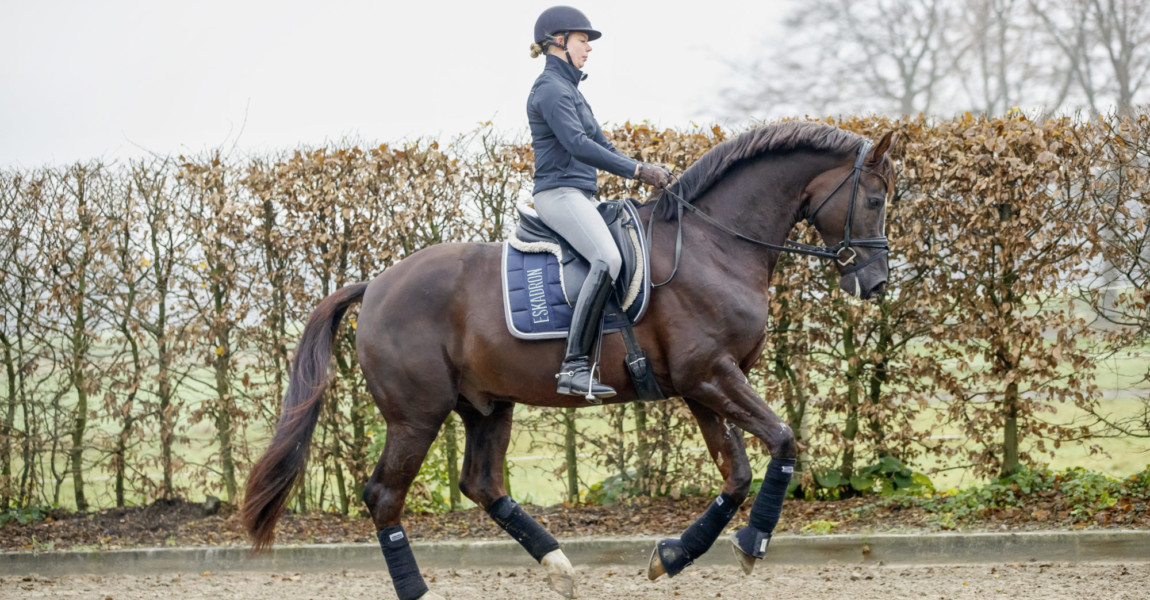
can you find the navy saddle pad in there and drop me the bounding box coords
[501,199,652,340]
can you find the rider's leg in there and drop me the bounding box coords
[557,259,615,398]
[532,187,621,399]
[532,187,623,280]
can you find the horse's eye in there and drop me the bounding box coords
[867,196,884,209]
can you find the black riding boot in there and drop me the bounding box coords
[556,260,616,400]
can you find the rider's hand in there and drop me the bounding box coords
[635,163,673,189]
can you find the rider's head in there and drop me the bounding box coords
[530,6,601,69]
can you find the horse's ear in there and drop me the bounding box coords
[866,131,895,166]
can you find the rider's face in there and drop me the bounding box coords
[555,32,591,69]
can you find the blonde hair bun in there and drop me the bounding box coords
[529,43,544,58]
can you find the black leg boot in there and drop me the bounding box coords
[556,260,616,400]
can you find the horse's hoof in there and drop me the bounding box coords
[647,544,667,581]
[541,549,577,599]
[731,535,757,575]
[416,592,446,600]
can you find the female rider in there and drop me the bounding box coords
[528,6,672,401]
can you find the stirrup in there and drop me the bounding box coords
[556,358,615,402]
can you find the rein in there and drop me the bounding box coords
[645,141,889,287]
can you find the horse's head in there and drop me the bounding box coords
[802,131,896,301]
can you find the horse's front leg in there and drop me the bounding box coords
[685,358,797,575]
[647,398,753,579]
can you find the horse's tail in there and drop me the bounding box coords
[242,281,369,551]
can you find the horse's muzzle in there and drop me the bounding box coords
[838,267,888,301]
[864,280,887,300]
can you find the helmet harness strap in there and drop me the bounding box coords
[562,32,575,68]
[545,32,576,68]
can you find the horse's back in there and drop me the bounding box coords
[357,238,663,409]
[359,241,501,344]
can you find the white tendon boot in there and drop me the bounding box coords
[541,549,577,598]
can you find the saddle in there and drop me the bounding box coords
[500,198,663,401]
[501,199,650,340]
[519,200,645,311]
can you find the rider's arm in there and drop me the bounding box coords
[588,123,634,169]
[540,85,639,178]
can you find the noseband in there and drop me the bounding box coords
[647,141,890,287]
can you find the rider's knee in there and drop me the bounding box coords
[603,251,622,281]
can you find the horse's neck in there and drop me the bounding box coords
[683,153,831,288]
[639,152,841,360]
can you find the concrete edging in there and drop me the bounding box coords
[3,530,1148,576]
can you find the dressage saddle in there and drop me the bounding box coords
[513,199,643,316]
[508,199,662,401]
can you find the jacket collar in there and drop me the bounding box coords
[545,54,587,85]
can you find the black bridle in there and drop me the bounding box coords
[646,140,890,287]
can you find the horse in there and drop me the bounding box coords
[242,121,896,600]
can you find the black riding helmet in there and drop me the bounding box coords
[534,6,601,66]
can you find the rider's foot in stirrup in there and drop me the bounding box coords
[556,356,616,400]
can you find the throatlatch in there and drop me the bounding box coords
[733,457,795,559]
[377,525,429,600]
[487,495,561,562]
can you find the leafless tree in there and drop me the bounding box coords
[1030,0,1102,113]
[1089,0,1150,116]
[722,0,1149,119]
[954,0,1035,113]
[132,157,192,501]
[725,0,957,118]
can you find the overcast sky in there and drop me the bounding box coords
[1,1,786,167]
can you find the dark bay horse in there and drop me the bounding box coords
[243,122,896,600]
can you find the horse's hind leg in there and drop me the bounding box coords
[456,401,576,599]
[647,398,753,580]
[363,416,450,600]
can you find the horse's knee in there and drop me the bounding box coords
[361,478,388,510]
[766,423,796,459]
[458,470,501,508]
[362,480,382,509]
[362,480,402,527]
[728,459,753,503]
[458,476,477,504]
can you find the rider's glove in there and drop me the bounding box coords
[635,163,673,189]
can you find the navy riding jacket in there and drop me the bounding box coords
[528,55,638,194]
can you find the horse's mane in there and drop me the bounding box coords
[656,121,865,220]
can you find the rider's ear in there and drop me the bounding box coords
[866,131,895,167]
